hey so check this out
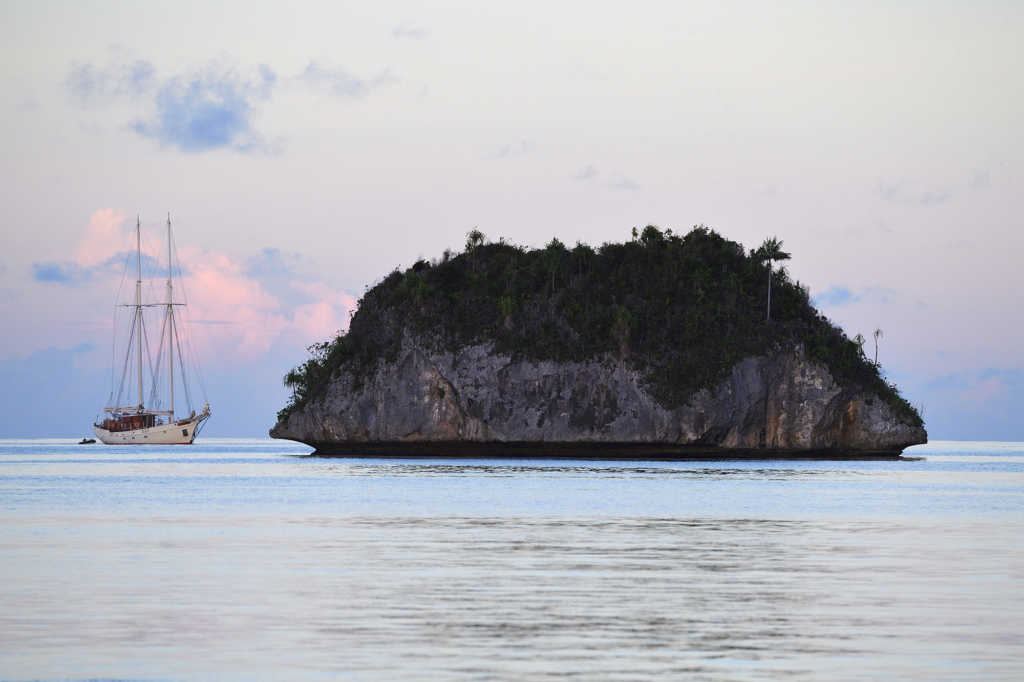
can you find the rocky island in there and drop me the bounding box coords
[271,226,926,457]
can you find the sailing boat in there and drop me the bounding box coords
[94,215,211,444]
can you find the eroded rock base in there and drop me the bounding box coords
[272,339,926,455]
[305,441,908,459]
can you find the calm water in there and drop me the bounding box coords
[1,440,1022,681]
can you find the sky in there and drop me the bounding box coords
[0,0,1021,440]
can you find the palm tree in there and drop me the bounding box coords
[465,228,485,274]
[873,328,883,365]
[465,228,485,252]
[542,238,567,296]
[756,237,791,322]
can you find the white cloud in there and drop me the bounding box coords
[298,62,397,98]
[874,179,950,206]
[392,23,428,38]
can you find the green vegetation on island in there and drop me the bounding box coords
[279,225,922,428]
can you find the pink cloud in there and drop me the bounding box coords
[957,376,1007,408]
[74,208,128,267]
[289,280,358,310]
[171,250,358,364]
[176,245,288,362]
[290,302,344,339]
[62,208,361,368]
[271,281,357,350]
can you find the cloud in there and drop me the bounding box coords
[571,167,638,189]
[133,64,277,153]
[65,52,156,105]
[924,366,1024,409]
[813,285,857,308]
[66,56,277,153]
[32,262,91,286]
[914,365,1024,440]
[497,141,530,159]
[65,53,394,152]
[33,208,360,370]
[874,179,950,206]
[32,208,140,286]
[15,95,40,113]
[969,171,990,191]
[572,165,599,181]
[15,210,364,436]
[74,208,128,266]
[174,245,288,361]
[298,62,396,98]
[392,23,428,38]
[812,285,896,308]
[0,344,105,437]
[245,247,299,278]
[173,248,357,362]
[609,177,640,191]
[289,280,358,308]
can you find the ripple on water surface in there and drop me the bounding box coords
[0,439,1022,680]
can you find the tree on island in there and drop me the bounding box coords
[756,237,791,322]
[465,228,486,274]
[276,224,923,431]
[873,327,883,365]
[542,238,568,296]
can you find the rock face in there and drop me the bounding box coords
[270,338,926,457]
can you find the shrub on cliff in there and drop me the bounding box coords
[278,225,922,428]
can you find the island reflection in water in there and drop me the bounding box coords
[0,439,1021,680]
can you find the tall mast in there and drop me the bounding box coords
[136,216,144,412]
[167,214,174,418]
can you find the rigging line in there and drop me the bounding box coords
[181,311,207,403]
[185,313,208,403]
[177,342,193,412]
[173,313,194,411]
[141,312,159,411]
[193,338,208,402]
[113,228,134,308]
[150,230,167,296]
[140,230,161,307]
[182,310,208,404]
[149,311,168,410]
[193,413,211,439]
[169,228,208,403]
[115,310,136,408]
[114,300,138,405]
[106,234,136,409]
[105,304,118,407]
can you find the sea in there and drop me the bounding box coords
[1,439,1022,681]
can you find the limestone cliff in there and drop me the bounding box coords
[270,339,926,457]
[272,227,926,457]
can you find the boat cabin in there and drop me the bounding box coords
[100,413,157,432]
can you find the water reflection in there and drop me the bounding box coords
[1,440,1022,680]
[302,461,878,480]
[2,514,1021,680]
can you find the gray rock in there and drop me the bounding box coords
[270,339,926,457]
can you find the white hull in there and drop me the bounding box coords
[94,414,209,445]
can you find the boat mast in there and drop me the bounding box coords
[167,214,174,419]
[136,216,143,413]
